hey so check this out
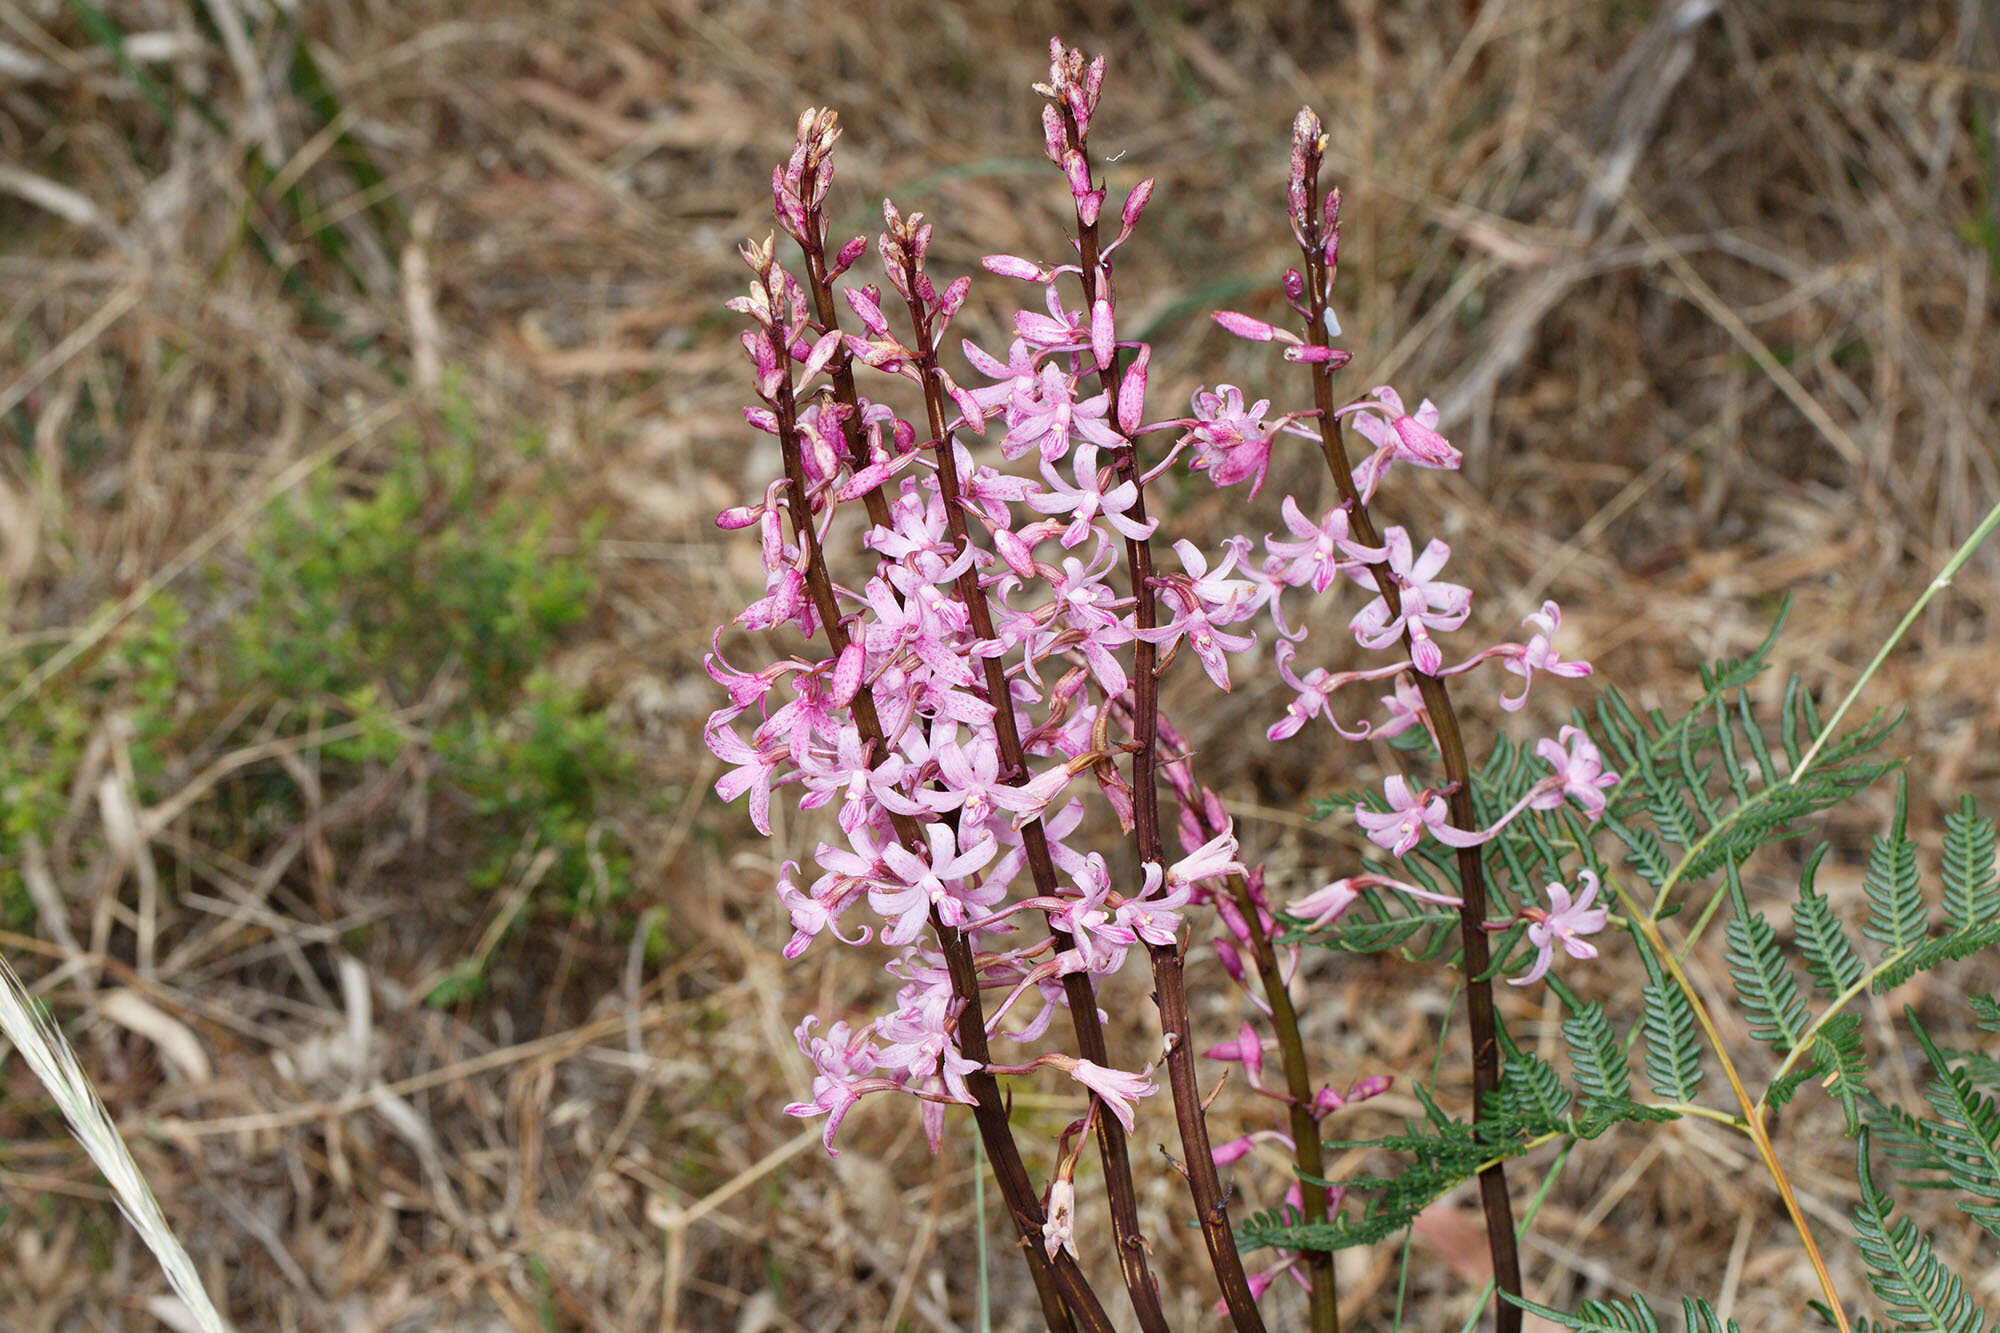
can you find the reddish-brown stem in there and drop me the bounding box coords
[1217,872,1340,1333]
[1059,108,1269,1333]
[1293,156,1523,1332]
[762,312,1111,1333]
[1242,897,1340,1333]
[1149,712,1341,1331]
[897,281,1170,1333]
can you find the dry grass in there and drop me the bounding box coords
[2,0,1998,1328]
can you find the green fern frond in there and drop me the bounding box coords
[1502,1293,1663,1331]
[1286,904,1462,959]
[1850,1129,1993,1332]
[1970,994,2000,1033]
[1798,1013,1868,1135]
[1602,810,1675,892]
[1503,1292,1742,1332]
[1722,861,1810,1053]
[1261,1076,1670,1255]
[1872,921,2000,994]
[1639,941,1705,1103]
[1862,775,1928,958]
[1867,1097,1946,1180]
[1907,1010,2000,1240]
[1792,845,1866,998]
[1941,796,1999,930]
[1766,1065,1816,1115]
[1681,1297,1746,1333]
[1495,1034,1571,1130]
[1767,1013,1865,1129]
[1562,998,1632,1106]
[1586,606,1896,918]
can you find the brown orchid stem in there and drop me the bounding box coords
[1057,108,1269,1333]
[1157,745,1338,1333]
[896,274,1170,1332]
[1293,151,1523,1331]
[1222,879,1341,1333]
[761,301,1110,1333]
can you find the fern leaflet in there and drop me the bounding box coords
[1792,845,1865,998]
[1721,860,1810,1052]
[1850,1129,1992,1332]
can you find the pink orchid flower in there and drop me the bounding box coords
[1347,526,1470,675]
[1530,724,1619,821]
[1499,600,1593,711]
[1337,385,1462,500]
[1510,870,1610,986]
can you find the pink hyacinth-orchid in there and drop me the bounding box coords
[1345,722,1620,860]
[1183,384,1280,495]
[1531,724,1620,821]
[1371,674,1434,743]
[776,860,872,960]
[1346,526,1471,675]
[1356,771,1527,855]
[1499,600,1594,711]
[1061,1057,1157,1133]
[707,720,786,837]
[1028,443,1158,546]
[1288,872,1463,931]
[1336,385,1462,500]
[1509,870,1610,987]
[1354,775,1457,856]
[717,55,1624,1328]
[785,1017,895,1156]
[1266,642,1409,742]
[1139,539,1261,690]
[1265,494,1384,594]
[868,821,1000,945]
[1267,640,1341,741]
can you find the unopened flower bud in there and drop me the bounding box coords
[1090,295,1115,370]
[983,254,1045,282]
[1213,310,1279,342]
[1284,344,1351,367]
[831,235,868,274]
[1120,178,1155,230]
[1042,1175,1077,1261]
[844,285,890,337]
[939,275,971,322]
[1116,344,1148,433]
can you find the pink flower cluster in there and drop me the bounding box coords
[708,55,1621,1318]
[708,57,1289,1165]
[1162,109,1620,1301]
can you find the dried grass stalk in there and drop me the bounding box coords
[0,952,228,1332]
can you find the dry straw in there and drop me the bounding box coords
[0,952,228,1332]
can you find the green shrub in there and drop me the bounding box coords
[1,390,631,981]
